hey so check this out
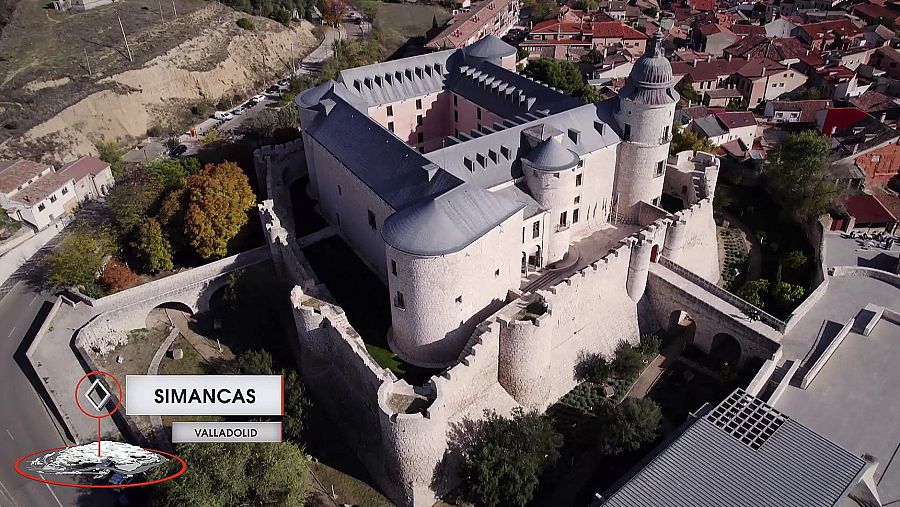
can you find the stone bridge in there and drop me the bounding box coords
[647,258,782,365]
[76,246,271,353]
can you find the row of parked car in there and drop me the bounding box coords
[210,78,292,121]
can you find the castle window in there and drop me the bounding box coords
[455,295,463,303]
[573,208,580,223]
[417,132,424,144]
[494,269,500,277]
[38,203,46,212]
[559,211,567,227]
[50,194,57,203]
[337,185,342,196]
[416,114,423,126]
[388,122,395,133]
[464,157,473,171]
[501,145,510,159]
[575,174,583,186]
[623,124,631,140]
[568,128,580,144]
[61,187,68,195]
[435,63,442,73]
[477,153,486,167]
[574,196,580,204]
[395,291,405,309]
[453,94,458,106]
[368,210,377,230]
[391,260,397,276]
[577,159,584,168]
[655,160,664,177]
[386,105,393,116]
[416,99,422,109]
[489,150,498,163]
[477,107,482,120]
[532,222,540,238]
[454,110,459,122]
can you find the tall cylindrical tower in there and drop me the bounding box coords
[523,137,580,263]
[613,32,679,222]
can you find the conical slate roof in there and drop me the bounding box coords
[297,81,334,109]
[463,35,517,60]
[619,31,679,106]
[524,137,580,172]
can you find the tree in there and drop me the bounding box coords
[594,398,662,455]
[236,17,256,30]
[106,167,164,236]
[283,370,309,442]
[783,250,807,273]
[133,219,174,273]
[611,342,643,382]
[765,131,835,221]
[183,162,256,259]
[144,158,190,189]
[48,232,113,291]
[736,278,770,308]
[675,81,702,103]
[574,0,599,10]
[774,281,805,310]
[101,259,140,292]
[157,186,189,256]
[150,442,312,506]
[323,0,349,27]
[242,110,279,139]
[276,103,301,129]
[462,408,562,507]
[522,0,559,22]
[522,58,586,96]
[670,123,716,154]
[237,349,274,375]
[96,140,128,178]
[200,128,225,147]
[639,333,661,356]
[642,6,658,16]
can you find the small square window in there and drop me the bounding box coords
[574,196,580,204]
[575,174,583,186]
[386,105,393,116]
[50,194,57,203]
[368,210,377,230]
[573,208,580,223]
[477,107,482,120]
[577,159,584,168]
[61,187,68,195]
[532,221,540,239]
[395,291,405,309]
[494,269,500,277]
[416,114,423,126]
[455,295,463,303]
[391,260,397,275]
[38,203,46,212]
[655,160,664,176]
[416,99,422,109]
[454,111,459,122]
[388,122,394,133]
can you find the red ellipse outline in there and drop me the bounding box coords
[14,446,186,488]
[74,371,123,419]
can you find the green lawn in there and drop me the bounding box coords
[374,2,451,39]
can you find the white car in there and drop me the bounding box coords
[213,111,234,121]
[231,107,244,116]
[253,94,267,102]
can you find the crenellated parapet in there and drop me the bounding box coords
[497,294,553,410]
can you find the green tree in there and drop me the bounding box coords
[522,0,559,22]
[462,408,562,507]
[184,162,256,259]
[157,186,189,256]
[96,140,128,178]
[611,342,643,382]
[133,219,174,273]
[150,442,312,506]
[106,168,164,237]
[765,131,835,221]
[639,333,661,356]
[236,17,256,30]
[670,123,716,154]
[736,278,770,308]
[143,158,190,189]
[236,349,274,375]
[522,58,586,95]
[774,282,805,310]
[283,370,309,442]
[276,103,301,129]
[200,128,225,147]
[675,81,702,103]
[48,232,113,291]
[783,250,807,272]
[593,398,662,455]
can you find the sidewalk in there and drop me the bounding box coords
[165,308,232,363]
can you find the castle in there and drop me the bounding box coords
[258,32,784,506]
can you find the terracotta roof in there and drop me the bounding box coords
[856,142,900,178]
[592,21,648,39]
[768,99,833,122]
[798,20,862,40]
[734,58,788,79]
[426,0,518,49]
[715,111,758,128]
[873,190,900,219]
[705,88,743,98]
[731,24,767,36]
[843,194,896,223]
[699,24,732,37]
[820,107,869,136]
[850,91,899,113]
[58,156,110,182]
[724,35,810,61]
[531,19,647,39]
[852,2,900,21]
[671,59,747,81]
[0,159,51,194]
[688,0,715,11]
[9,172,72,206]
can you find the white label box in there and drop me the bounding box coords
[126,375,283,416]
[172,422,282,443]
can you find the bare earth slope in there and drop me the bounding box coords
[0,0,316,161]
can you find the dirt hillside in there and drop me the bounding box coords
[0,2,317,162]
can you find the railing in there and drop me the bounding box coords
[658,256,787,332]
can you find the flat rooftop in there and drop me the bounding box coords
[774,314,900,503]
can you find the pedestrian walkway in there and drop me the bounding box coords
[627,334,686,399]
[164,308,231,363]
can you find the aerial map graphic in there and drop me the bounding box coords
[1,0,899,504]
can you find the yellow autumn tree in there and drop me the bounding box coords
[183,162,255,260]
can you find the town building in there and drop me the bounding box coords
[58,156,114,203]
[523,17,649,60]
[0,159,77,230]
[763,99,833,123]
[690,111,759,147]
[425,0,520,50]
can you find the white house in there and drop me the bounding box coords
[58,156,115,203]
[0,159,78,230]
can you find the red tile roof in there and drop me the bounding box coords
[820,107,870,136]
[852,2,900,21]
[844,194,896,223]
[856,142,900,179]
[731,24,767,36]
[734,58,789,79]
[0,159,51,194]
[798,20,862,40]
[58,156,110,182]
[724,35,810,61]
[688,0,715,11]
[768,99,833,123]
[530,19,647,39]
[873,191,900,220]
[715,111,758,128]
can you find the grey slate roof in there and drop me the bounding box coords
[382,182,525,256]
[338,50,457,107]
[599,389,868,507]
[525,137,580,172]
[304,94,462,210]
[463,35,518,60]
[693,114,728,138]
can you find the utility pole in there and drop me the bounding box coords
[117,12,133,62]
[158,0,164,21]
[84,48,91,77]
[172,0,177,18]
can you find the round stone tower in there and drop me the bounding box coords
[523,137,580,263]
[462,35,518,70]
[613,31,679,222]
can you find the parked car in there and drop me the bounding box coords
[277,78,289,87]
[213,111,234,121]
[245,99,258,108]
[169,144,188,157]
[231,107,244,116]
[253,94,266,102]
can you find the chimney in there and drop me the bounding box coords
[852,142,859,154]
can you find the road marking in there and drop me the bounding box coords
[0,477,19,507]
[5,429,13,440]
[28,295,37,307]
[38,475,64,507]
[6,326,14,338]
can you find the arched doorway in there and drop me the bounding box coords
[710,332,742,367]
[650,244,660,262]
[146,301,194,328]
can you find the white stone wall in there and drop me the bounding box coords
[307,137,396,280]
[387,211,523,367]
[669,199,720,283]
[576,147,617,230]
[613,100,675,218]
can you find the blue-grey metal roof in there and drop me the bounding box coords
[693,115,728,138]
[382,182,525,256]
[525,137,580,172]
[338,50,457,107]
[463,35,518,60]
[599,390,867,507]
[304,94,463,210]
[619,31,680,106]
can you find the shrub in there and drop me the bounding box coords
[594,398,662,455]
[146,124,165,138]
[639,333,661,356]
[193,102,210,116]
[3,121,18,130]
[101,260,140,292]
[736,279,770,308]
[611,342,644,382]
[236,17,255,30]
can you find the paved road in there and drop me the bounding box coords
[0,283,117,507]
